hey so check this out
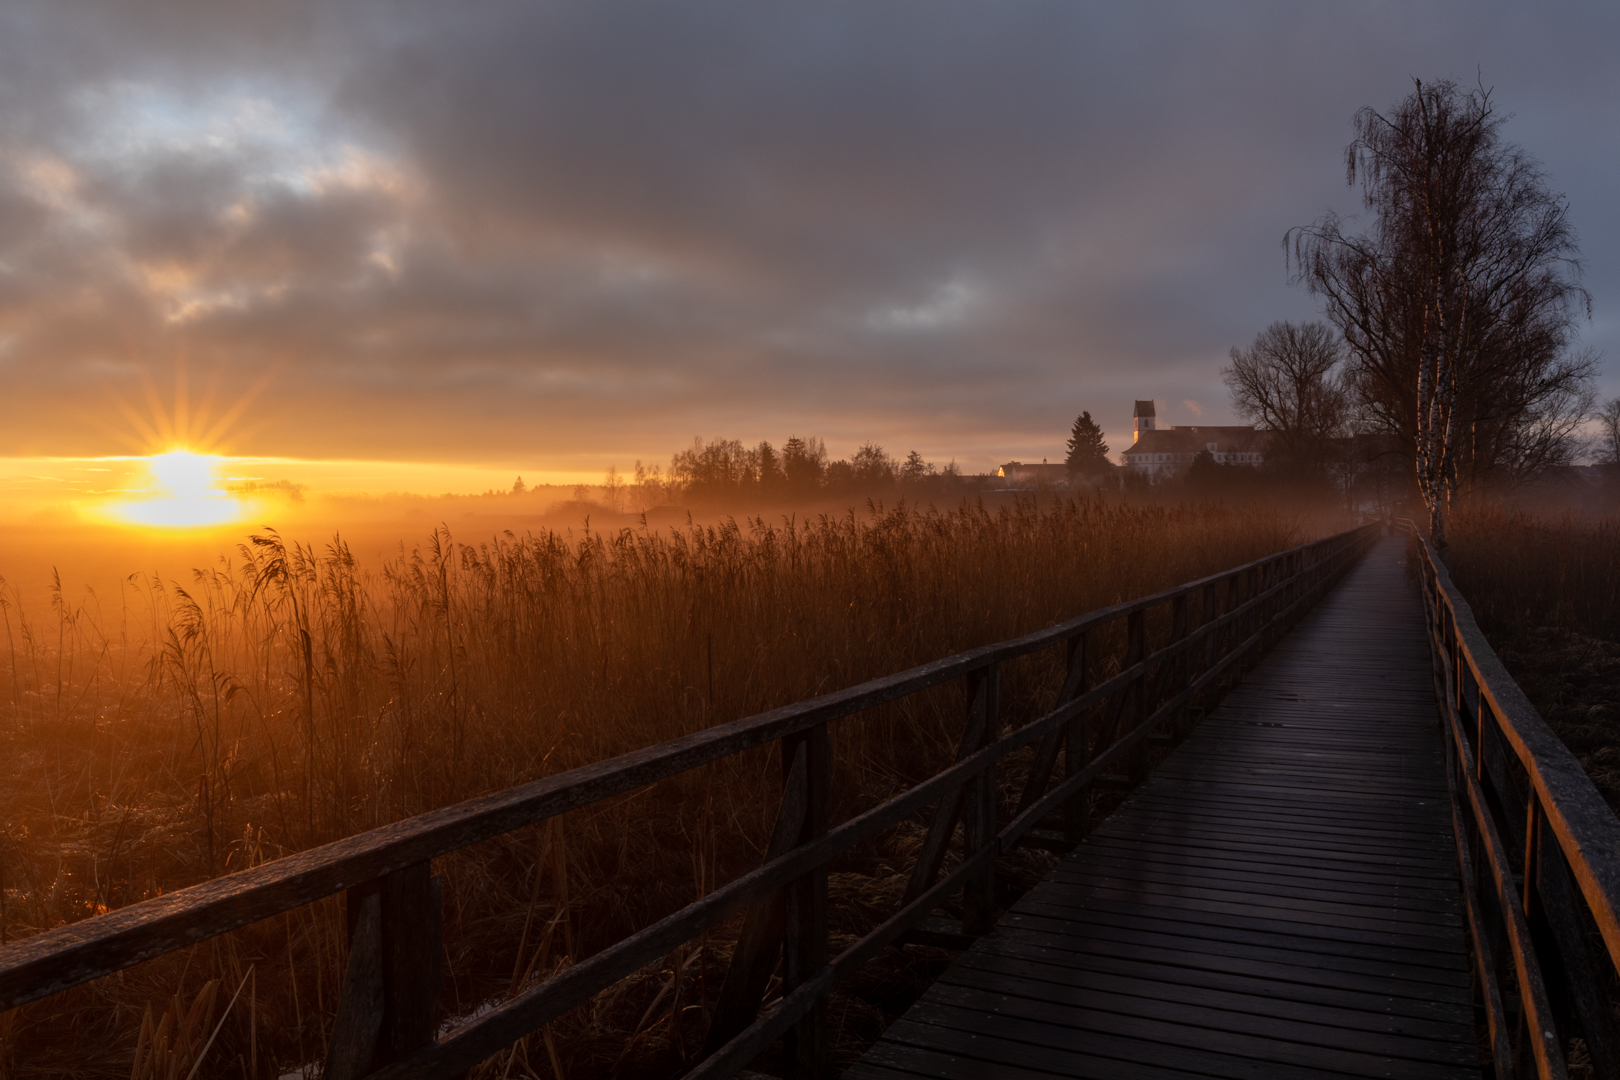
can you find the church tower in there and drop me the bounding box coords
[1132,400,1156,443]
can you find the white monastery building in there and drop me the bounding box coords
[1119,400,1266,481]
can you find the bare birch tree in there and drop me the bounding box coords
[1289,79,1592,548]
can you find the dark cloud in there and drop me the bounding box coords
[0,1,1614,473]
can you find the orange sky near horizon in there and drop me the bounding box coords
[0,453,593,513]
[0,450,632,617]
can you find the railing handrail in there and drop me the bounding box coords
[0,521,1382,1078]
[1399,517,1620,1079]
[1402,521,1620,967]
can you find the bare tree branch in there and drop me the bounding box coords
[1222,321,1348,472]
[1287,78,1592,547]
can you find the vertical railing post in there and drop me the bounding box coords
[1257,560,1269,643]
[1244,564,1255,627]
[1458,612,1470,722]
[324,863,443,1080]
[702,735,814,1060]
[380,864,443,1062]
[961,665,1000,935]
[1236,567,1250,647]
[901,667,995,931]
[1223,573,1242,678]
[1523,799,1540,915]
[782,722,830,1079]
[1063,631,1091,843]
[1289,550,1302,620]
[1169,594,1190,739]
[1278,554,1290,630]
[1263,559,1276,642]
[1277,553,1287,621]
[1012,638,1088,849]
[1270,555,1283,632]
[1201,583,1218,681]
[1470,669,1489,788]
[1528,801,1620,1076]
[1124,610,1147,782]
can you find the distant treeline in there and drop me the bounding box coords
[580,437,972,508]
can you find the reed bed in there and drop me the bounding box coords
[1444,505,1620,643]
[1444,505,1620,816]
[0,496,1307,1078]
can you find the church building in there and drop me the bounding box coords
[1119,400,1266,481]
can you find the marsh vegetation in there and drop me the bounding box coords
[1445,507,1620,815]
[0,496,1314,1078]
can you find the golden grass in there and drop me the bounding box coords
[0,496,1314,1078]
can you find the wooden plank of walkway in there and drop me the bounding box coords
[849,536,1477,1080]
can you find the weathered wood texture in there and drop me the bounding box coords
[852,536,1480,1080]
[1405,522,1620,1080]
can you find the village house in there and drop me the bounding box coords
[1119,400,1266,481]
[996,460,1070,488]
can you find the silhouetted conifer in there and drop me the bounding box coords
[1065,412,1110,477]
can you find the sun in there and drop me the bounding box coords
[108,450,245,528]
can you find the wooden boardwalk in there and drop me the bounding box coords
[850,536,1478,1080]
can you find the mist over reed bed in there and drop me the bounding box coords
[1444,506,1620,643]
[0,497,1307,1078]
[1444,506,1620,818]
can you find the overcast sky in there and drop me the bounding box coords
[0,1,1615,478]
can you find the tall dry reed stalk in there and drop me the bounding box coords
[1444,505,1620,642]
[0,496,1309,1078]
[1444,505,1620,830]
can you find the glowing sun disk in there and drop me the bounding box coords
[151,450,222,498]
[111,450,244,528]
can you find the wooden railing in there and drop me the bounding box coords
[1401,521,1620,1080]
[0,523,1379,1079]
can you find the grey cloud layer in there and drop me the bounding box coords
[0,1,1614,469]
